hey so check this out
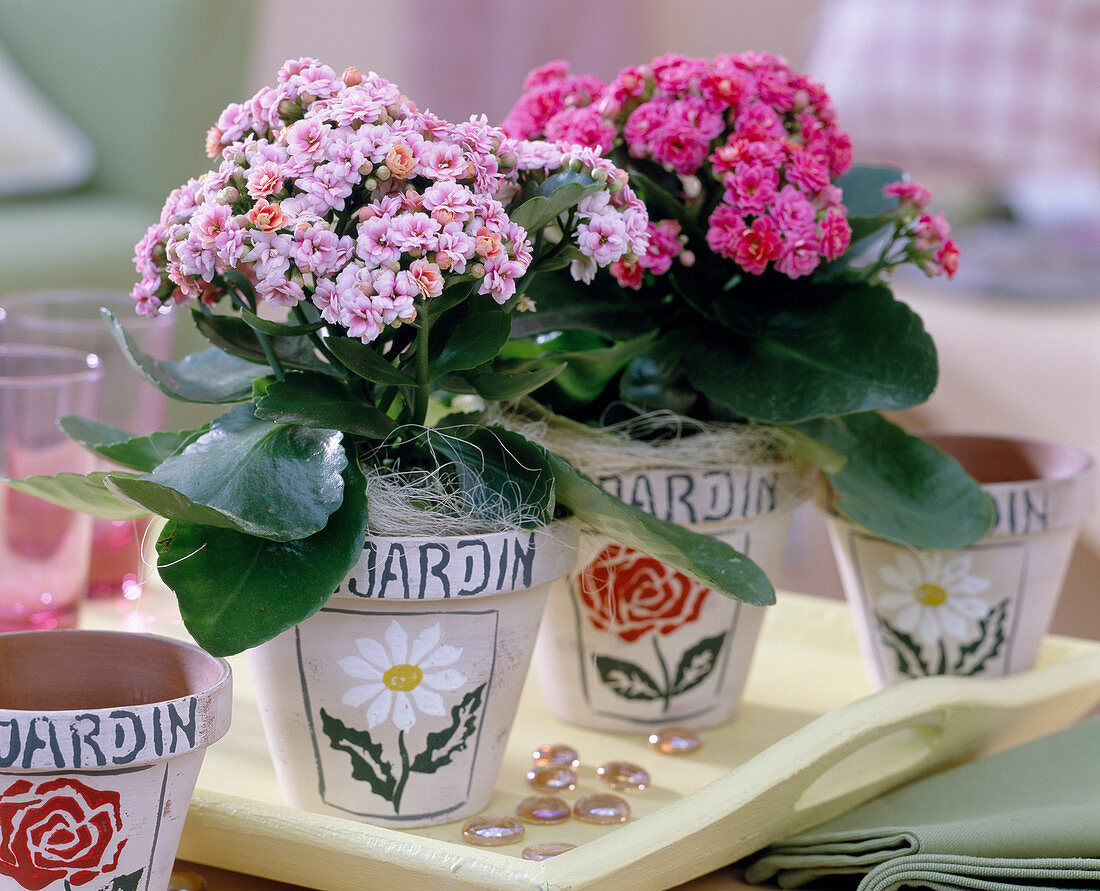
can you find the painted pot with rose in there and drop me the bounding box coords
[246,525,577,828]
[825,433,1096,689]
[534,458,814,732]
[0,629,231,891]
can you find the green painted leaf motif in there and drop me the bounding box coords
[595,655,662,701]
[4,472,149,520]
[875,615,931,678]
[126,403,346,541]
[797,412,994,548]
[58,416,205,472]
[954,598,1010,675]
[99,868,145,891]
[255,372,397,439]
[541,449,774,606]
[324,335,416,386]
[409,683,486,774]
[429,310,511,377]
[671,632,727,695]
[104,310,261,404]
[155,458,369,655]
[319,709,396,802]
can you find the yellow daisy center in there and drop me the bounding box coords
[382,663,423,692]
[915,583,948,607]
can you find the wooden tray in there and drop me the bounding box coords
[86,591,1100,890]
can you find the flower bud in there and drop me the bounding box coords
[364,177,378,191]
[375,165,392,182]
[342,66,363,87]
[567,157,584,173]
[591,166,609,183]
[277,99,301,122]
[679,250,696,267]
[358,160,374,177]
[470,263,485,279]
[219,186,240,204]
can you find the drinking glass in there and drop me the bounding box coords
[0,289,175,600]
[0,344,103,630]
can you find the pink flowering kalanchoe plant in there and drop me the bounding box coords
[8,58,776,656]
[501,53,990,548]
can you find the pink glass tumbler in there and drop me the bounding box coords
[0,344,103,631]
[0,290,174,600]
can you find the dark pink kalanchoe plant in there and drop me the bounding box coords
[501,53,988,550]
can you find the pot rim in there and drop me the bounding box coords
[924,432,1095,486]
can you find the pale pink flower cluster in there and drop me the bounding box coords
[133,59,646,342]
[505,53,857,283]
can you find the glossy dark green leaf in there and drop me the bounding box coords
[796,412,994,547]
[425,426,555,528]
[156,458,369,656]
[430,310,511,377]
[685,283,938,423]
[512,271,659,340]
[241,308,325,336]
[255,372,397,438]
[510,175,603,233]
[324,335,416,386]
[58,416,205,472]
[192,311,331,374]
[540,448,774,605]
[462,362,568,400]
[104,310,260,404]
[534,330,658,405]
[835,164,904,216]
[108,403,346,540]
[4,471,149,520]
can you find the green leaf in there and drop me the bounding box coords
[534,330,658,406]
[104,311,260,404]
[509,175,603,233]
[111,403,347,540]
[459,362,568,400]
[241,307,325,336]
[541,449,774,605]
[319,709,396,801]
[595,656,662,701]
[671,632,727,695]
[255,372,397,439]
[58,416,205,472]
[512,270,659,340]
[430,310,511,377]
[193,311,331,374]
[409,684,486,774]
[835,164,904,216]
[324,335,416,386]
[684,283,938,423]
[797,412,994,548]
[4,472,149,520]
[156,457,370,655]
[424,426,555,528]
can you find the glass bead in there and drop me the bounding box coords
[525,763,578,791]
[532,742,581,769]
[168,872,208,891]
[522,842,577,861]
[573,793,630,825]
[647,725,703,754]
[461,815,525,846]
[516,794,571,824]
[596,760,650,792]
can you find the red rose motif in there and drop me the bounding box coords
[0,777,127,890]
[576,543,710,643]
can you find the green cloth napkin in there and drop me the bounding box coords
[745,717,1100,890]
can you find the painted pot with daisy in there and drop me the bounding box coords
[246,525,578,828]
[825,433,1095,688]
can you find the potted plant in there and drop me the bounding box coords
[5,58,776,828]
[496,54,994,729]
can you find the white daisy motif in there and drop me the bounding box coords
[338,621,467,732]
[876,552,992,646]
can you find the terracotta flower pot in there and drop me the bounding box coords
[0,630,231,891]
[826,434,1097,688]
[247,524,577,828]
[534,461,814,731]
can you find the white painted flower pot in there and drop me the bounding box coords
[247,524,577,828]
[826,434,1096,689]
[0,630,231,891]
[534,462,814,732]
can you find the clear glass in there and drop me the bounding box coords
[0,344,103,630]
[0,290,175,601]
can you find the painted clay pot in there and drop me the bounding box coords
[826,434,1096,688]
[0,630,231,891]
[534,461,815,732]
[247,523,578,828]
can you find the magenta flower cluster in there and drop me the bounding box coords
[133,58,648,343]
[503,53,957,287]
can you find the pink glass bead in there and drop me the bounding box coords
[516,794,571,824]
[525,763,577,792]
[461,815,525,846]
[573,793,631,825]
[596,760,650,792]
[522,842,577,861]
[647,725,703,754]
[532,742,581,769]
